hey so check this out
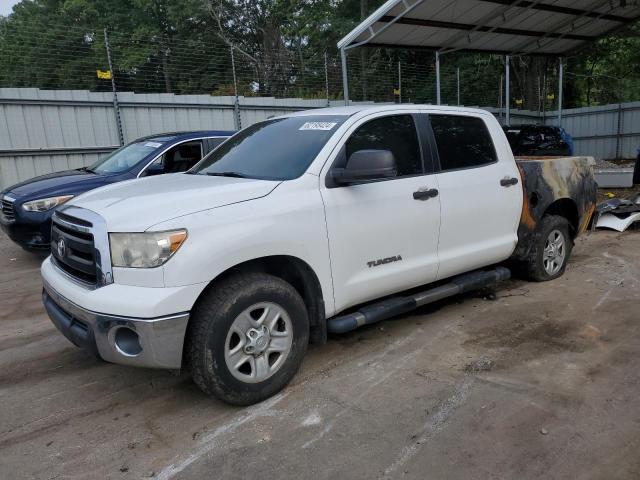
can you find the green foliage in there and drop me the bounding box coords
[0,0,638,106]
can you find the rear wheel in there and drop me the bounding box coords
[524,214,573,282]
[187,272,309,405]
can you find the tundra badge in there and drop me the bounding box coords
[367,255,402,268]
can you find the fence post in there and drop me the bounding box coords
[230,46,241,130]
[616,102,623,159]
[435,51,441,105]
[499,74,503,124]
[398,60,402,104]
[103,28,124,146]
[456,67,460,105]
[325,52,330,107]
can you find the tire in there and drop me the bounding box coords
[187,272,309,406]
[523,214,573,282]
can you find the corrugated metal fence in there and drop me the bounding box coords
[1,88,638,189]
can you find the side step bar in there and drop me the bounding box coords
[326,267,511,334]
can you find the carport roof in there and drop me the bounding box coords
[337,0,640,55]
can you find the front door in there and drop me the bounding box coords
[321,113,441,314]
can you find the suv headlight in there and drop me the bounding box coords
[110,230,187,268]
[22,195,74,212]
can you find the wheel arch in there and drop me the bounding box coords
[185,255,327,365]
[543,197,579,239]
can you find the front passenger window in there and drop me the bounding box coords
[346,115,422,177]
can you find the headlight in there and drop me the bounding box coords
[110,230,188,268]
[22,195,74,212]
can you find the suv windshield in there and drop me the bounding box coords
[192,115,347,180]
[90,140,165,174]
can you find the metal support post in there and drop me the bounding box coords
[341,48,349,105]
[505,55,510,126]
[557,57,563,126]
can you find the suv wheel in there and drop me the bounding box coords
[187,272,309,405]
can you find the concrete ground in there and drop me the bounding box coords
[0,230,639,480]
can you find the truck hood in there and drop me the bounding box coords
[65,173,281,231]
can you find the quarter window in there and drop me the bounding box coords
[429,115,497,171]
[346,115,422,177]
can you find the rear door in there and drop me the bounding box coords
[427,113,522,280]
[321,112,441,313]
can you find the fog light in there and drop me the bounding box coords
[114,327,142,356]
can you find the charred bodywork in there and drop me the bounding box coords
[512,156,597,260]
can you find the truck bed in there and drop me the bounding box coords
[512,156,597,260]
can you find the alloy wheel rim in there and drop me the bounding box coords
[224,302,293,383]
[543,229,566,276]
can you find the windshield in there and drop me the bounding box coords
[192,115,347,180]
[90,140,165,174]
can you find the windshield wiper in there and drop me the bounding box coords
[78,166,97,174]
[205,171,249,178]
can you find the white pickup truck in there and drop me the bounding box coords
[41,105,597,405]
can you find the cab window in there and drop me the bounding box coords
[429,115,497,171]
[346,115,423,177]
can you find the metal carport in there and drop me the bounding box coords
[337,0,640,124]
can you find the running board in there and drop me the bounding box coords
[326,267,511,334]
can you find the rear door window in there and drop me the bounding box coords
[346,114,423,177]
[429,115,497,171]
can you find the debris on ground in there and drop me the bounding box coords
[540,428,549,435]
[465,358,494,373]
[594,193,640,232]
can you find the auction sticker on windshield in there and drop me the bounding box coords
[299,122,337,131]
[144,142,163,148]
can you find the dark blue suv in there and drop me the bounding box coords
[0,130,233,250]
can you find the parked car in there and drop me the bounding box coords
[0,130,233,250]
[41,105,596,405]
[503,124,574,156]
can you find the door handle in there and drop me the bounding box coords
[500,177,519,187]
[413,188,439,200]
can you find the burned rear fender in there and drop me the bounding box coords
[512,157,597,260]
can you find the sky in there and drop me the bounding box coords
[0,0,20,17]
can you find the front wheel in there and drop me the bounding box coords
[523,214,573,282]
[187,272,309,406]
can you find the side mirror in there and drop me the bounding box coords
[145,163,165,176]
[332,149,397,185]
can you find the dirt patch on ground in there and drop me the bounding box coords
[466,317,586,351]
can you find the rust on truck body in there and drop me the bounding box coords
[512,156,597,260]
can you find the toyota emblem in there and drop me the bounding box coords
[57,238,66,258]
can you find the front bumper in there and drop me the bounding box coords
[0,214,52,250]
[43,281,189,369]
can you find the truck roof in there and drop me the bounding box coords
[282,104,493,118]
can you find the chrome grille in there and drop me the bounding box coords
[1,197,15,221]
[51,213,98,285]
